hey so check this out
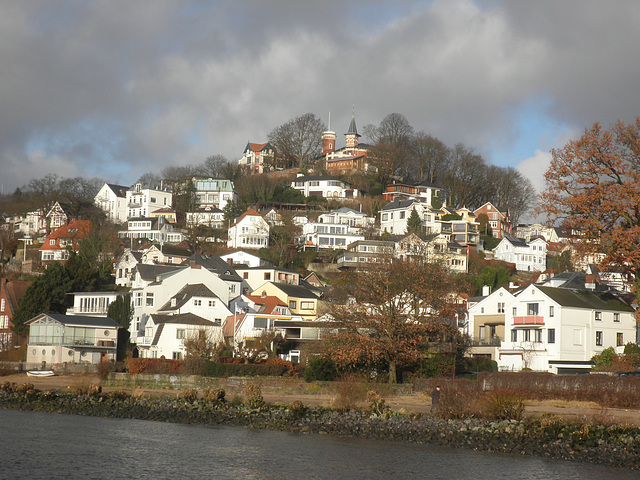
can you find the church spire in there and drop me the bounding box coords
[345,106,360,148]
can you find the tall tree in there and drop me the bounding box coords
[268,113,326,169]
[364,113,414,184]
[322,260,463,383]
[410,132,448,184]
[11,263,74,335]
[108,294,133,361]
[540,118,640,291]
[406,208,422,235]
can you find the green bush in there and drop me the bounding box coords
[303,357,337,382]
[592,346,617,370]
[201,360,288,377]
[244,384,264,408]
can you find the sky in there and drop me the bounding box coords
[1,0,640,203]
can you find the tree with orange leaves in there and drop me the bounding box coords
[322,259,465,384]
[540,118,640,290]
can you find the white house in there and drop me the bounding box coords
[238,142,275,175]
[394,233,468,273]
[291,175,359,199]
[40,220,92,262]
[114,248,145,287]
[26,314,120,366]
[193,178,236,211]
[466,286,516,362]
[126,182,173,220]
[380,199,440,236]
[498,284,636,373]
[141,244,192,265]
[227,208,270,249]
[220,250,271,268]
[336,239,395,269]
[299,221,364,251]
[94,183,129,224]
[493,236,547,272]
[129,259,241,339]
[46,201,68,231]
[186,206,225,229]
[118,217,185,244]
[138,313,223,360]
[234,265,300,292]
[66,291,127,317]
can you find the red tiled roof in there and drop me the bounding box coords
[40,220,92,251]
[248,142,269,152]
[244,294,286,314]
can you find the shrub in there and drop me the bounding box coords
[128,358,182,374]
[303,357,337,382]
[244,384,264,409]
[201,360,288,377]
[483,390,525,420]
[435,386,483,420]
[180,389,199,403]
[367,390,391,418]
[331,374,368,411]
[103,390,131,401]
[592,346,617,371]
[96,362,114,380]
[72,382,101,395]
[288,400,306,419]
[202,387,226,404]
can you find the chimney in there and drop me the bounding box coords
[482,285,491,296]
[261,291,267,298]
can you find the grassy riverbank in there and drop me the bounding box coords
[2,380,640,470]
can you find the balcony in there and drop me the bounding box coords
[513,316,544,325]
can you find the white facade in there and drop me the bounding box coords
[380,200,440,236]
[235,266,300,291]
[498,284,636,373]
[194,178,236,211]
[114,249,144,287]
[291,175,359,199]
[94,183,128,224]
[220,251,270,268]
[227,209,270,249]
[119,217,185,244]
[26,314,120,366]
[126,182,173,220]
[493,237,547,272]
[67,291,126,317]
[130,264,234,339]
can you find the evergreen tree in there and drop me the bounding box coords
[11,263,73,335]
[406,208,422,235]
[107,294,132,361]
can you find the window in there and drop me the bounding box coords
[511,329,517,342]
[497,302,505,314]
[549,306,554,317]
[547,328,555,344]
[208,300,215,307]
[523,329,531,342]
[172,351,182,360]
[176,329,185,339]
[534,329,542,343]
[214,319,222,326]
[595,311,602,321]
[617,332,624,347]
[480,307,484,314]
[512,307,517,316]
[243,272,249,279]
[0,298,4,312]
[300,301,314,310]
[49,239,56,245]
[264,272,271,280]
[399,211,405,219]
[194,299,202,306]
[595,331,603,346]
[527,303,539,316]
[289,300,297,310]
[254,317,268,328]
[146,293,154,306]
[614,313,620,323]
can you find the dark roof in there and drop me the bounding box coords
[158,284,221,311]
[503,236,529,248]
[381,199,417,211]
[345,114,361,138]
[266,283,320,299]
[27,314,121,328]
[107,184,128,198]
[150,243,193,257]
[150,313,216,326]
[135,264,180,282]
[537,286,634,312]
[182,254,242,282]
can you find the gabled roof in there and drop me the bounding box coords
[26,313,120,328]
[147,243,192,257]
[536,286,634,312]
[150,312,216,326]
[106,184,129,198]
[182,254,242,282]
[246,142,272,153]
[326,207,364,215]
[40,220,92,251]
[1,279,31,315]
[230,208,264,227]
[381,199,418,211]
[158,283,221,311]
[135,263,181,281]
[244,294,287,314]
[259,283,319,299]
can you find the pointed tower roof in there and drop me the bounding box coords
[345,108,361,138]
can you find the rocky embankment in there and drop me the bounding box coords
[2,382,640,470]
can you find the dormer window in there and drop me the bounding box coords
[171,298,177,307]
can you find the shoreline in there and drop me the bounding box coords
[2,382,640,470]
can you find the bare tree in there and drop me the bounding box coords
[267,113,326,169]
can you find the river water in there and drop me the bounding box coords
[1,409,636,479]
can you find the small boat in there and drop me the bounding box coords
[26,370,56,377]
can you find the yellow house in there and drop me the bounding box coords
[252,282,320,321]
